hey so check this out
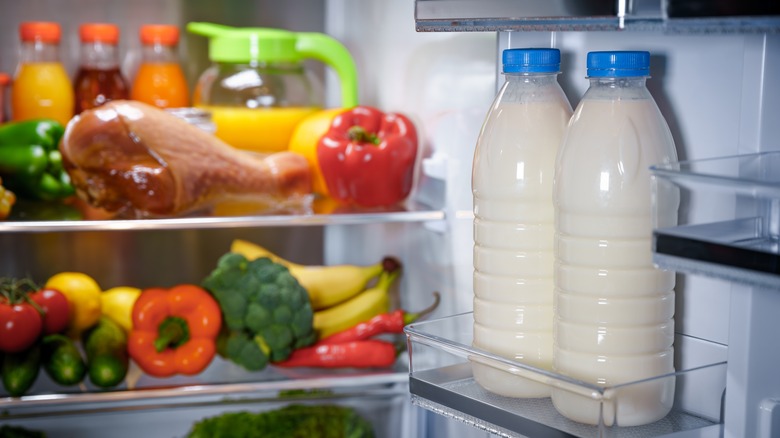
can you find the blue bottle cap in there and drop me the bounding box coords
[502,48,561,73]
[586,51,650,77]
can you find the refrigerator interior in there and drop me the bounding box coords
[0,0,779,437]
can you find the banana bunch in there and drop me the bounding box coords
[230,240,402,339]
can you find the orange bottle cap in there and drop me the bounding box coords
[80,23,120,44]
[140,24,179,46]
[19,21,61,43]
[0,72,9,86]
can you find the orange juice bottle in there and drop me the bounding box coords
[11,22,75,125]
[131,24,189,109]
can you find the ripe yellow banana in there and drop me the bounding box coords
[230,239,386,310]
[313,268,400,339]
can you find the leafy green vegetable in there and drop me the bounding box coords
[187,404,375,438]
[203,253,317,370]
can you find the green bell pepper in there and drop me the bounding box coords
[0,118,65,147]
[0,119,75,201]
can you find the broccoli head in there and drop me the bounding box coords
[187,404,376,438]
[203,253,316,371]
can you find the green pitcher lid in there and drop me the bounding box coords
[187,22,302,63]
[187,22,359,108]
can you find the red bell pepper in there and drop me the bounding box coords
[317,106,418,207]
[128,284,222,377]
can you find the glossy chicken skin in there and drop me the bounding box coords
[60,101,312,217]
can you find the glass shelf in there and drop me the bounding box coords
[650,151,780,289]
[405,313,727,438]
[0,357,409,419]
[0,200,444,233]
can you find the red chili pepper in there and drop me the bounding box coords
[274,339,399,369]
[319,292,440,345]
[317,106,418,207]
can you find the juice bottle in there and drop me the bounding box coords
[73,23,130,114]
[471,48,572,398]
[552,51,680,426]
[11,22,74,125]
[131,24,189,109]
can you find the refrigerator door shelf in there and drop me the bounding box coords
[405,312,728,438]
[651,151,780,289]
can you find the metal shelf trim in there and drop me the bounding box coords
[0,204,445,233]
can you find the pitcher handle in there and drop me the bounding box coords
[296,32,359,108]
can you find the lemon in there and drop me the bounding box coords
[288,108,346,196]
[45,272,103,337]
[101,286,142,333]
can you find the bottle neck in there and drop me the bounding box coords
[79,41,121,69]
[500,72,567,104]
[140,43,179,64]
[583,76,651,99]
[505,71,561,85]
[19,41,62,63]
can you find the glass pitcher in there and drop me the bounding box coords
[187,22,358,154]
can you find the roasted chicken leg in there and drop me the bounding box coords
[60,101,312,218]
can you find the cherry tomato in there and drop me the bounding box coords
[0,299,43,353]
[30,287,70,335]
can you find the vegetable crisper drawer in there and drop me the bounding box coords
[1,385,410,438]
[650,151,780,288]
[405,313,726,438]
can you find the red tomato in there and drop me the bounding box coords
[30,288,70,335]
[0,300,43,353]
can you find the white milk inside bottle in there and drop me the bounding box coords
[472,48,573,398]
[552,51,680,426]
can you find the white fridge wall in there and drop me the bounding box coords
[324,1,497,436]
[324,0,496,319]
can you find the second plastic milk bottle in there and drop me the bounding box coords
[552,51,680,426]
[472,48,572,397]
